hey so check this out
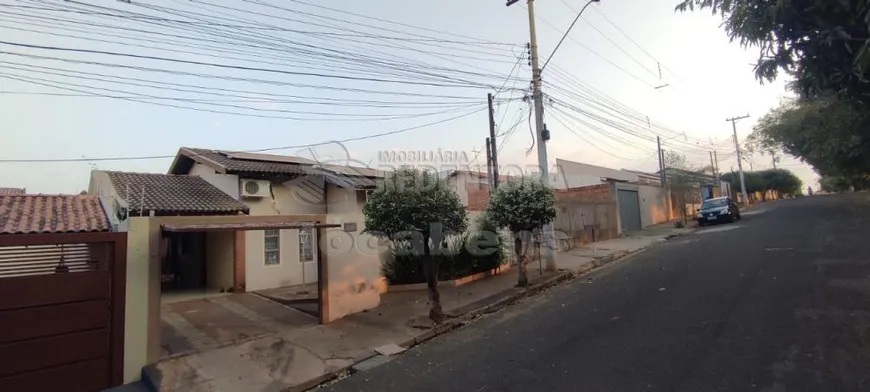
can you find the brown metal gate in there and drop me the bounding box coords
[0,232,127,392]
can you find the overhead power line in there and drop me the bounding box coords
[0,107,487,163]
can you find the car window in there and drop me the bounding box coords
[701,199,728,209]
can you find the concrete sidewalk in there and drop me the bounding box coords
[143,224,691,392]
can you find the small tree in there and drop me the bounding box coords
[363,167,467,322]
[486,177,556,287]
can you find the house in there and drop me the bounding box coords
[88,170,251,298]
[0,194,128,390]
[0,187,26,195]
[166,147,384,292]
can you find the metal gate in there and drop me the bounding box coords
[617,189,642,233]
[0,232,126,392]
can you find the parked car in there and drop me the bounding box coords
[696,197,741,226]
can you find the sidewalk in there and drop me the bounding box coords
[143,223,691,392]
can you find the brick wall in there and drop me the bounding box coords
[553,184,618,250]
[466,183,491,212]
[233,230,246,293]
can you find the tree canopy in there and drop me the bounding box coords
[363,167,467,240]
[720,169,802,196]
[487,177,556,234]
[748,95,870,179]
[676,0,870,101]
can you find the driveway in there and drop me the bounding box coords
[160,293,317,358]
[326,194,870,391]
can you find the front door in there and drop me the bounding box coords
[298,227,318,285]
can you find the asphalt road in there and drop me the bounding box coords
[326,194,870,392]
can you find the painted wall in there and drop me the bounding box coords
[205,231,234,292]
[88,170,127,231]
[189,163,239,199]
[325,184,363,215]
[321,212,382,322]
[637,184,673,228]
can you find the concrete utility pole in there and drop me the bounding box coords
[487,93,500,189]
[657,135,665,185]
[508,0,555,271]
[727,114,751,205]
[709,150,716,179]
[486,137,494,188]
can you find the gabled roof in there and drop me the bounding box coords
[0,195,110,234]
[0,188,26,196]
[104,171,249,215]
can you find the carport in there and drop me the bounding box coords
[123,213,384,384]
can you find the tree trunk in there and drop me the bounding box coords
[515,235,528,287]
[422,236,444,323]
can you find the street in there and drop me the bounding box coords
[326,194,870,391]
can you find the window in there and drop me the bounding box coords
[264,229,280,266]
[299,228,314,262]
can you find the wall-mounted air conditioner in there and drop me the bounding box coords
[240,179,271,198]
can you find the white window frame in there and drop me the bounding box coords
[264,229,280,266]
[298,227,315,263]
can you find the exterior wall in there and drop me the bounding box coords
[445,173,471,207]
[245,228,316,291]
[552,159,639,189]
[637,184,673,228]
[189,163,239,199]
[88,170,126,231]
[325,184,362,215]
[553,184,619,250]
[205,231,234,292]
[321,212,382,322]
[243,178,327,216]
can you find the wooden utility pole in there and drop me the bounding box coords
[487,93,500,189]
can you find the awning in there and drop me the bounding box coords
[161,221,341,233]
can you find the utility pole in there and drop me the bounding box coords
[727,114,750,205]
[487,93,500,189]
[657,135,665,185]
[486,138,494,188]
[709,151,716,178]
[508,0,555,272]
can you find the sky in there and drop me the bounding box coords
[0,0,817,194]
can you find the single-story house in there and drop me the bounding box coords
[88,170,251,296]
[166,147,384,292]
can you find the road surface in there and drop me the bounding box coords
[326,194,870,392]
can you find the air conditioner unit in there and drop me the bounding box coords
[240,179,271,198]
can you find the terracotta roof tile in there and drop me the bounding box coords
[105,171,249,214]
[0,188,26,196]
[0,195,110,234]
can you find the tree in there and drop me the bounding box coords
[759,169,802,196]
[362,167,467,322]
[720,171,766,195]
[486,177,556,287]
[748,95,870,179]
[676,0,870,101]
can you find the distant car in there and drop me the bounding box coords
[696,197,741,226]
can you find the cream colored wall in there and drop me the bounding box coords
[190,163,239,199]
[205,231,234,292]
[325,184,361,214]
[448,174,469,206]
[245,227,321,291]
[322,212,382,322]
[244,178,327,216]
[638,184,672,228]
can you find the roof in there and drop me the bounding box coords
[0,195,110,234]
[169,148,385,186]
[104,171,249,214]
[0,188,26,196]
[162,221,341,233]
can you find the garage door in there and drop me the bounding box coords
[0,233,126,392]
[617,189,642,232]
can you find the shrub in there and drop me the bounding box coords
[381,215,507,285]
